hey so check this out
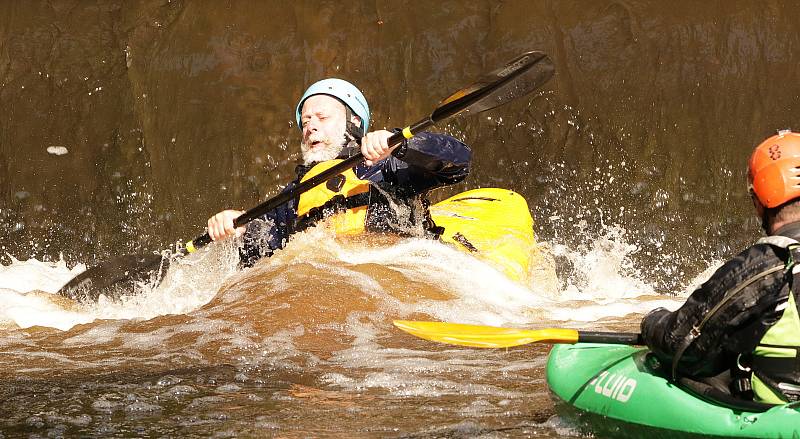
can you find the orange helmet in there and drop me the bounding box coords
[748,130,800,208]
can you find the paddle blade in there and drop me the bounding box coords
[393,320,579,348]
[431,51,555,122]
[57,253,169,302]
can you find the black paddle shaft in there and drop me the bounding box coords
[185,119,434,253]
[578,331,644,345]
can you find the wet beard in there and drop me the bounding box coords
[301,134,347,165]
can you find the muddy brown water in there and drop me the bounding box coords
[2,1,800,437]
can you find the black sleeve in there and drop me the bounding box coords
[640,243,790,377]
[387,131,471,194]
[238,183,298,267]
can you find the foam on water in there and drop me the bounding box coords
[0,240,241,331]
[325,234,549,326]
[340,224,692,327]
[206,226,698,401]
[0,224,701,332]
[0,255,84,293]
[0,225,715,436]
[0,256,90,330]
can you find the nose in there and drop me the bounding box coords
[304,120,318,134]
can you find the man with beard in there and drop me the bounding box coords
[207,78,472,266]
[642,130,800,404]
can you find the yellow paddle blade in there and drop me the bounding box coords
[393,320,580,348]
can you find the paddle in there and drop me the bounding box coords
[58,50,556,302]
[393,320,642,348]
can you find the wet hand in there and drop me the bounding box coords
[207,209,246,241]
[361,130,396,166]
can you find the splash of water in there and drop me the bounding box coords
[0,220,697,332]
[0,238,241,331]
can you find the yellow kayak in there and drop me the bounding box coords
[431,188,541,284]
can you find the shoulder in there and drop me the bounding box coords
[418,131,469,146]
[734,239,790,265]
[706,241,787,288]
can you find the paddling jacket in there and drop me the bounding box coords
[641,221,800,403]
[238,131,471,266]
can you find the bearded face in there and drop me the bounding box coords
[299,95,352,165]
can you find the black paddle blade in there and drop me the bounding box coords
[431,51,555,122]
[57,253,170,302]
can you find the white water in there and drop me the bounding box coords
[0,227,710,439]
[0,239,241,331]
[0,226,697,332]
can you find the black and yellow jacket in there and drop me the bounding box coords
[239,131,471,266]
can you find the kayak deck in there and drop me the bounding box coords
[546,343,800,438]
[431,188,543,285]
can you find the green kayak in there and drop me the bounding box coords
[546,343,800,438]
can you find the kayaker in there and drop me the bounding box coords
[641,129,800,404]
[207,78,472,266]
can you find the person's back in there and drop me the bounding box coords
[641,130,800,404]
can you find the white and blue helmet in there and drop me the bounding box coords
[295,78,370,135]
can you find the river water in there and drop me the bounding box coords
[2,1,799,437]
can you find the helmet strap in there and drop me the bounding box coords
[337,140,361,159]
[344,106,365,139]
[336,107,361,158]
